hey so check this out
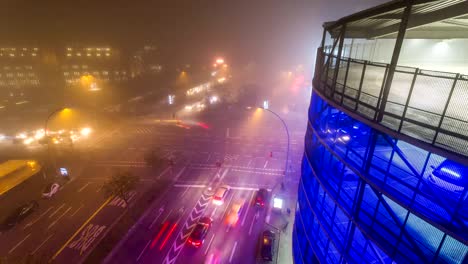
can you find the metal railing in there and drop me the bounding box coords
[315,50,468,157]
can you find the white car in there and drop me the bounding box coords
[212,185,230,205]
[42,183,60,198]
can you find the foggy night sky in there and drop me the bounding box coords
[1,0,386,68]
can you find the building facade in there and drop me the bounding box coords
[294,1,468,263]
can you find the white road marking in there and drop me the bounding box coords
[174,166,187,181]
[78,182,90,193]
[157,167,171,179]
[70,204,84,217]
[148,207,165,229]
[136,239,152,262]
[204,234,215,255]
[174,184,206,188]
[229,241,238,263]
[264,160,269,168]
[48,206,73,230]
[8,233,31,254]
[226,128,230,138]
[248,211,259,235]
[32,233,54,254]
[241,191,256,227]
[221,193,235,221]
[161,209,174,224]
[49,203,65,218]
[206,153,212,162]
[180,187,189,198]
[24,207,54,229]
[210,207,218,218]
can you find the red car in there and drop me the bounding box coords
[187,217,212,247]
[255,188,268,207]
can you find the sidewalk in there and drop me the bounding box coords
[265,162,300,264]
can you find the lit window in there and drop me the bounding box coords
[74,72,79,76]
[103,71,108,75]
[64,72,69,76]
[9,53,14,57]
[96,48,101,51]
[82,65,88,69]
[87,48,92,51]
[67,48,72,51]
[31,53,36,56]
[96,53,101,57]
[22,48,27,51]
[105,53,110,56]
[76,53,81,56]
[72,65,78,69]
[33,48,38,51]
[11,48,16,51]
[87,53,91,56]
[67,53,72,57]
[105,48,110,51]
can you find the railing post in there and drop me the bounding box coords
[397,68,419,132]
[340,57,351,106]
[331,24,347,100]
[376,2,413,122]
[374,65,390,121]
[432,73,460,145]
[354,61,367,112]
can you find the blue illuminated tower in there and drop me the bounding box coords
[293,1,468,263]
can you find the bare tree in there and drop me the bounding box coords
[103,171,139,207]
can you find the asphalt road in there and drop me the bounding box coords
[0,101,305,264]
[104,107,305,264]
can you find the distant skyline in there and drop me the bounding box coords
[1,0,386,67]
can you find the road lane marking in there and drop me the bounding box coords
[51,196,113,260]
[32,233,54,254]
[210,207,218,218]
[174,166,187,181]
[229,241,238,263]
[157,166,171,179]
[24,206,54,230]
[48,206,73,230]
[70,204,84,217]
[204,234,215,255]
[264,160,269,168]
[206,153,212,162]
[247,159,253,166]
[148,207,165,229]
[136,239,152,262]
[241,191,256,227]
[49,203,66,218]
[78,182,90,193]
[248,212,259,235]
[8,233,31,254]
[221,193,235,222]
[174,184,206,188]
[161,209,174,224]
[180,187,189,198]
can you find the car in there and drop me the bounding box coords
[261,230,275,261]
[42,183,60,198]
[187,217,212,248]
[212,185,230,205]
[255,188,268,207]
[320,112,370,145]
[0,201,39,231]
[226,199,245,226]
[423,159,468,201]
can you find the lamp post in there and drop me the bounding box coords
[44,107,68,177]
[260,101,290,187]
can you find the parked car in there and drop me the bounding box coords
[1,201,39,230]
[261,230,275,261]
[320,112,370,145]
[424,159,468,201]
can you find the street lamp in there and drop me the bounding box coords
[258,102,290,187]
[44,107,70,178]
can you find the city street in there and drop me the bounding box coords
[0,104,305,263]
[104,107,305,264]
